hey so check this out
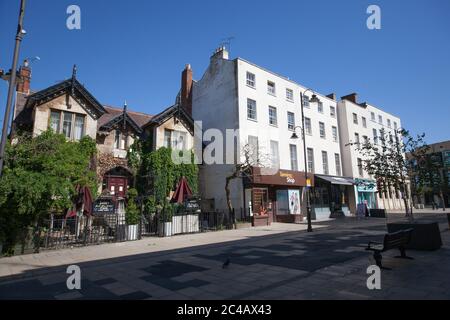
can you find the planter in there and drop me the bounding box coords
[387,221,442,251]
[126,224,139,241]
[252,215,270,227]
[369,209,386,218]
[158,222,173,237]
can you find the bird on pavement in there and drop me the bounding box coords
[222,257,231,269]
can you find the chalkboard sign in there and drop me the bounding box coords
[93,198,115,215]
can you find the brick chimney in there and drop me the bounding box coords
[180,64,193,116]
[341,93,358,104]
[16,59,31,95]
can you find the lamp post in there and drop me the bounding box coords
[0,0,27,177]
[291,89,321,233]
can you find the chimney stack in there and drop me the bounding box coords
[16,59,31,95]
[326,93,337,100]
[210,46,229,62]
[341,93,358,104]
[180,64,193,116]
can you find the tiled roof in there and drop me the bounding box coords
[98,106,153,130]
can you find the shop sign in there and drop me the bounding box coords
[355,179,377,192]
[280,172,296,184]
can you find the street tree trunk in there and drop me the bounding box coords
[440,190,446,212]
[225,173,238,229]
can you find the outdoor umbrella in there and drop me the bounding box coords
[171,177,193,204]
[75,185,94,216]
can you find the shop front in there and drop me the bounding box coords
[354,178,378,210]
[243,167,314,225]
[314,175,354,220]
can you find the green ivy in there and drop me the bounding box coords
[135,147,198,208]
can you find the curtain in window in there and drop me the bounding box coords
[74,115,85,140]
[62,112,72,139]
[50,110,60,133]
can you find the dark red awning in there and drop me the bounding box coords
[171,177,193,204]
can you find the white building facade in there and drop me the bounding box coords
[337,94,406,213]
[193,48,352,223]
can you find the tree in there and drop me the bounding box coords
[225,144,270,228]
[0,130,97,253]
[411,147,447,212]
[353,128,429,218]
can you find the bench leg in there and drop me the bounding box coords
[373,251,391,270]
[395,247,414,260]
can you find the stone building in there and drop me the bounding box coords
[12,61,194,201]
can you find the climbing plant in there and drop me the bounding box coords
[135,147,198,207]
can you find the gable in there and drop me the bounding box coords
[25,78,106,120]
[143,104,194,135]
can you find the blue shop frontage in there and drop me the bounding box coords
[354,178,378,210]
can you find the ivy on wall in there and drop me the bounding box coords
[130,146,198,207]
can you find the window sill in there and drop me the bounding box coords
[267,92,277,97]
[269,124,278,128]
[286,99,294,103]
[247,118,258,123]
[246,84,256,90]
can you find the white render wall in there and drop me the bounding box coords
[237,58,342,176]
[337,99,405,210]
[193,49,345,213]
[192,54,243,213]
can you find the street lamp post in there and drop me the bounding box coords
[0,0,27,177]
[291,89,321,233]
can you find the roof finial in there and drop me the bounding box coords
[123,101,128,129]
[72,64,77,79]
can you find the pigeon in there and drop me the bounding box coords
[222,257,231,269]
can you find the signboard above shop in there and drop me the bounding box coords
[250,167,315,188]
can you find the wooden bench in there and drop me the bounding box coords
[366,229,414,270]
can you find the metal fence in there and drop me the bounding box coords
[38,211,233,251]
[39,214,123,250]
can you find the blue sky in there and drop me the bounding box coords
[1,0,449,143]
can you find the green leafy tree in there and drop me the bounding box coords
[125,188,140,225]
[354,128,429,218]
[0,130,97,252]
[410,147,447,212]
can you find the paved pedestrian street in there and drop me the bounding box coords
[0,213,449,300]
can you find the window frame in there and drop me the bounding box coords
[286,88,294,102]
[267,80,276,96]
[289,144,299,171]
[319,122,326,139]
[247,98,257,121]
[322,151,329,175]
[246,72,256,88]
[287,112,295,131]
[268,106,278,126]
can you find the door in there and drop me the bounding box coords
[107,176,128,201]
